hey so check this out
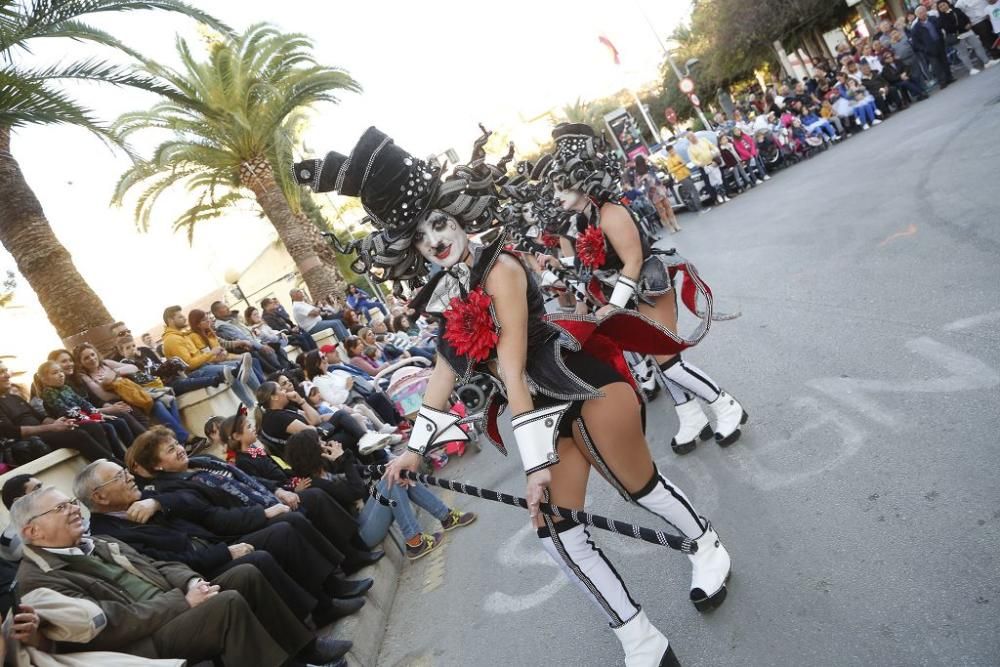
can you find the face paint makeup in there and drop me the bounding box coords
[414,213,470,269]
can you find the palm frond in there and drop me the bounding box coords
[113,22,362,238]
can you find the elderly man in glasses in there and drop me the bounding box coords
[10,485,349,666]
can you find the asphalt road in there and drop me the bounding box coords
[377,69,1000,667]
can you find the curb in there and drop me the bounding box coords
[320,527,406,667]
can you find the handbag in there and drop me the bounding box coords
[108,377,154,413]
[0,436,52,467]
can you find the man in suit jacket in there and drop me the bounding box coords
[910,5,956,86]
[77,459,370,632]
[10,485,347,666]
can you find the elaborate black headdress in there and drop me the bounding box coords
[545,122,622,204]
[293,126,500,284]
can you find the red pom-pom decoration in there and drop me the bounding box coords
[576,224,606,270]
[540,232,560,249]
[442,287,500,363]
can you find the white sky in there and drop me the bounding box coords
[0,0,691,365]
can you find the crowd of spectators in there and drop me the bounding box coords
[630,1,998,226]
[0,285,477,665]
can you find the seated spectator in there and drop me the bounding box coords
[35,361,139,453]
[731,127,769,182]
[260,296,317,353]
[0,360,118,463]
[161,305,259,408]
[345,284,389,322]
[371,318,435,360]
[244,305,292,362]
[255,379,392,460]
[880,51,927,105]
[799,107,840,141]
[1,475,40,565]
[290,289,349,341]
[846,79,880,129]
[211,301,290,372]
[344,335,383,375]
[2,588,188,666]
[284,429,476,560]
[318,345,404,427]
[10,485,348,666]
[116,335,223,397]
[188,309,266,384]
[300,350,398,434]
[127,426,383,574]
[859,62,896,115]
[78,459,366,631]
[73,343,201,450]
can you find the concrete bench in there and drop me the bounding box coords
[310,328,339,347]
[177,384,244,438]
[0,449,87,524]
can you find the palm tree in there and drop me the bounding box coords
[112,24,361,301]
[0,0,229,342]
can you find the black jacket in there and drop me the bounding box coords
[232,451,292,491]
[910,17,948,55]
[936,8,971,37]
[89,511,233,575]
[135,479,271,538]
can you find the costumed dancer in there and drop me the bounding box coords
[544,123,748,455]
[293,127,732,667]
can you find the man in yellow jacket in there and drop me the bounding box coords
[685,132,727,205]
[665,144,707,214]
[161,306,259,408]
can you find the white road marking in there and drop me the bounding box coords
[807,337,999,428]
[943,309,1000,332]
[483,524,567,614]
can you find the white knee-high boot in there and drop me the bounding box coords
[539,521,678,666]
[631,467,732,612]
[660,356,748,446]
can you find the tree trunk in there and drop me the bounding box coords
[0,126,116,345]
[244,162,347,302]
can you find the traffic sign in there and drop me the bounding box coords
[678,77,696,95]
[688,93,700,107]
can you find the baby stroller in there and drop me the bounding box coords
[384,362,482,468]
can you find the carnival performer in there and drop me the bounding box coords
[293,126,732,667]
[544,123,748,455]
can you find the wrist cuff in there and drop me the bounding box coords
[512,403,571,474]
[609,276,638,308]
[539,270,559,287]
[407,404,470,455]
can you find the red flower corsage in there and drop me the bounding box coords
[540,232,560,249]
[576,225,606,269]
[442,287,499,363]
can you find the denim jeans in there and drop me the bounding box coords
[216,360,261,408]
[309,319,349,341]
[169,365,225,396]
[151,399,190,442]
[357,479,451,545]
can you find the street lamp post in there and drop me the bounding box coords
[635,2,714,131]
[224,268,252,311]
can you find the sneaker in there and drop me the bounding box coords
[985,60,999,69]
[386,434,404,445]
[763,175,771,181]
[872,118,882,125]
[406,532,444,560]
[862,123,870,130]
[441,509,477,531]
[358,432,392,455]
[238,352,253,382]
[222,364,235,385]
[969,68,981,75]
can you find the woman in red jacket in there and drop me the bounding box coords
[731,127,770,183]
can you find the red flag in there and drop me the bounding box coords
[598,35,621,65]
